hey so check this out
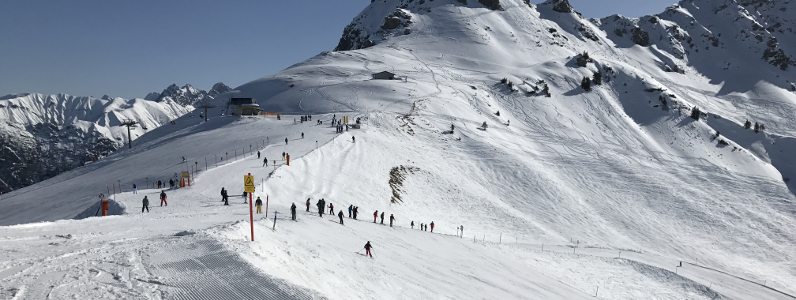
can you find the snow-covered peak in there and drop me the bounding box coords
[152,82,230,107]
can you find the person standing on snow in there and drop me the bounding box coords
[460,225,464,237]
[373,210,378,223]
[157,180,161,189]
[263,157,268,167]
[222,188,229,205]
[306,198,310,212]
[389,214,395,227]
[352,136,355,143]
[257,151,260,159]
[291,203,297,220]
[411,221,414,229]
[169,179,174,188]
[301,132,304,139]
[380,212,385,225]
[285,137,288,145]
[349,205,353,218]
[317,199,324,217]
[430,221,435,233]
[142,196,149,213]
[364,241,373,258]
[160,190,167,206]
[353,206,358,219]
[282,152,286,160]
[338,210,344,225]
[255,197,263,214]
[329,203,334,215]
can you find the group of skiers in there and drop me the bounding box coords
[140,190,168,212]
[300,115,312,123]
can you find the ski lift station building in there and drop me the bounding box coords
[372,71,396,80]
[228,97,261,116]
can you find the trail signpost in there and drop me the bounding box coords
[245,173,255,241]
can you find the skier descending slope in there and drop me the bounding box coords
[142,196,149,213]
[364,241,373,258]
[160,190,167,206]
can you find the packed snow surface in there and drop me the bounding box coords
[2,0,796,299]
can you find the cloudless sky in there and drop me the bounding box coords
[0,0,676,99]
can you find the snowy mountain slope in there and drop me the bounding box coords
[2,0,796,298]
[146,82,232,107]
[0,82,231,194]
[0,93,191,193]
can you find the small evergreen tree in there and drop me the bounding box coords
[581,77,592,91]
[760,124,765,131]
[507,81,513,90]
[501,78,508,84]
[593,71,602,85]
[690,107,701,120]
[744,120,752,129]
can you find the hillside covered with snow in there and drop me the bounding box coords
[1,0,795,299]
[0,83,230,193]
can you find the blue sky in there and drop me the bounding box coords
[0,0,676,99]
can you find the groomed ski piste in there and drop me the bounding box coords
[2,0,796,299]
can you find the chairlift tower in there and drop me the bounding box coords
[119,119,138,149]
[198,101,215,122]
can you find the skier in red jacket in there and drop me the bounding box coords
[373,210,378,223]
[430,221,435,232]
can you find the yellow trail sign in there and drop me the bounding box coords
[244,175,255,193]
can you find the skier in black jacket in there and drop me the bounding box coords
[338,210,344,225]
[364,241,373,258]
[290,203,297,220]
[221,188,228,205]
[142,196,149,213]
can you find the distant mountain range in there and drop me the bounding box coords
[0,82,230,193]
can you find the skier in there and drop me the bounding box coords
[157,180,161,189]
[255,197,263,214]
[291,203,297,220]
[317,199,324,217]
[263,157,268,167]
[301,132,304,139]
[285,137,288,145]
[221,188,229,205]
[243,191,248,204]
[257,151,261,159]
[329,203,334,215]
[380,212,385,225]
[142,196,149,213]
[160,190,167,206]
[460,225,464,237]
[282,152,286,160]
[411,221,414,229]
[306,198,310,212]
[389,214,395,227]
[353,206,358,219]
[133,183,137,194]
[373,210,378,223]
[430,221,435,233]
[364,241,373,258]
[348,205,353,218]
[169,179,174,188]
[352,136,355,143]
[338,210,344,225]
[182,156,186,162]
